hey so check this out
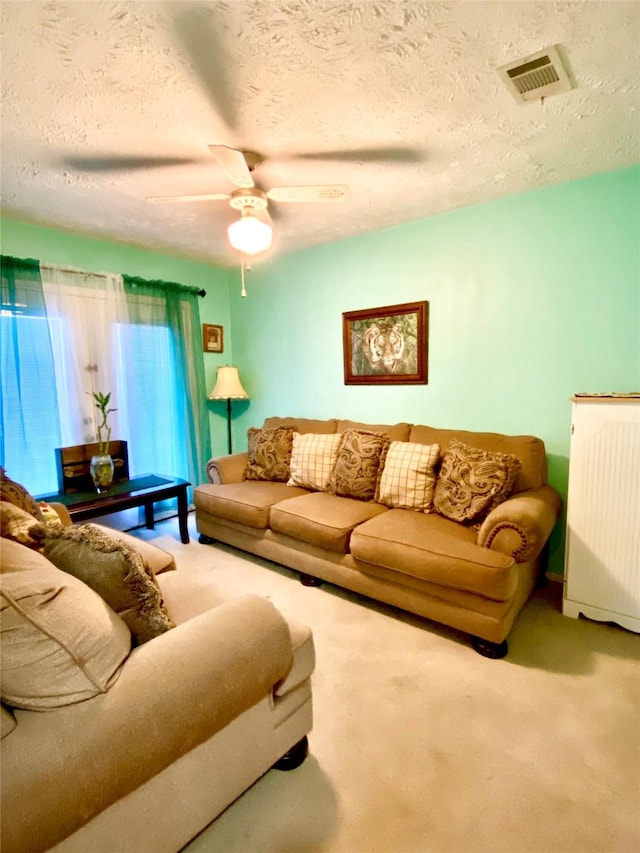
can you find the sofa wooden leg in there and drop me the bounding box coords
[198,533,216,545]
[273,736,309,771]
[300,573,323,587]
[471,636,508,659]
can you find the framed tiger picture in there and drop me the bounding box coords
[342,301,428,385]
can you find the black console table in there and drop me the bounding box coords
[38,475,191,544]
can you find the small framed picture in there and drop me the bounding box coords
[203,324,224,353]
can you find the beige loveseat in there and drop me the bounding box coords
[1,501,314,853]
[195,416,562,658]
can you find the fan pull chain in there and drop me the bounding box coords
[241,257,247,297]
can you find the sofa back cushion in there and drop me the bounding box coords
[0,540,131,710]
[337,420,412,442]
[409,425,547,492]
[263,416,338,435]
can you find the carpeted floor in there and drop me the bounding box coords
[130,514,640,853]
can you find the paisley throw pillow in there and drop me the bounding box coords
[244,427,297,482]
[329,429,390,501]
[433,440,521,525]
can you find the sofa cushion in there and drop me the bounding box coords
[409,425,546,492]
[245,426,297,482]
[29,523,175,645]
[0,468,45,522]
[263,416,338,435]
[0,540,131,710]
[337,419,412,442]
[194,481,310,529]
[270,492,388,553]
[329,429,390,501]
[350,509,517,601]
[376,441,440,511]
[433,440,521,525]
[288,433,342,492]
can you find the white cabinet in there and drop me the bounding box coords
[563,395,640,633]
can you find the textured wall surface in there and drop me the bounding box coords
[1,0,638,265]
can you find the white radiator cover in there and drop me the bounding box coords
[563,395,640,633]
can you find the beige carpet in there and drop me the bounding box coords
[130,514,640,853]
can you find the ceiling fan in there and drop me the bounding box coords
[145,144,351,255]
[62,4,423,257]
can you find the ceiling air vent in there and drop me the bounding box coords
[497,45,572,104]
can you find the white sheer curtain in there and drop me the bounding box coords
[39,264,130,448]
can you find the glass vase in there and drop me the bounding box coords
[90,454,114,493]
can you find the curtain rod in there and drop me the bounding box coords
[1,256,206,297]
[123,273,206,298]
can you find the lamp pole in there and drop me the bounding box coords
[225,397,232,454]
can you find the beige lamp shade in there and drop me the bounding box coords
[209,366,249,401]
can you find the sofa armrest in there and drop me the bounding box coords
[2,594,293,853]
[477,485,562,562]
[47,502,72,525]
[206,452,249,484]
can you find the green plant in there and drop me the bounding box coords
[90,391,117,455]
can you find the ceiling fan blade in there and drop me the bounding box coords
[266,185,350,203]
[147,192,230,203]
[174,5,238,134]
[209,145,255,189]
[296,146,424,164]
[63,155,200,173]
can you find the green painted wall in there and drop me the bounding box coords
[0,218,234,452]
[229,166,640,575]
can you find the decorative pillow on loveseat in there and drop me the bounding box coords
[329,429,390,501]
[433,439,521,525]
[0,500,43,547]
[288,433,342,492]
[245,426,297,482]
[29,523,175,644]
[0,468,45,522]
[376,441,441,511]
[0,539,131,710]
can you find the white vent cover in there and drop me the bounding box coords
[497,45,572,104]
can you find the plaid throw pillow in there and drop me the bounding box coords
[329,429,390,501]
[244,427,297,482]
[288,433,342,492]
[376,441,441,512]
[433,439,521,525]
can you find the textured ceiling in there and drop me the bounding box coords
[1,0,639,267]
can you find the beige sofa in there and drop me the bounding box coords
[194,416,562,658]
[1,510,314,853]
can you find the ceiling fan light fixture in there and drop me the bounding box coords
[227,209,272,255]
